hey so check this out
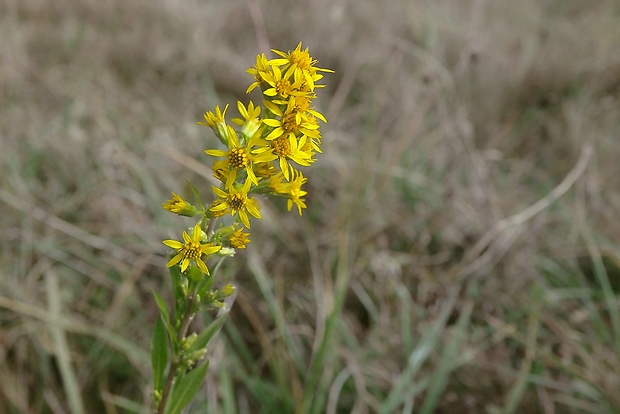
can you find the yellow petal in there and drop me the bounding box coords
[163,240,183,249]
[166,253,183,268]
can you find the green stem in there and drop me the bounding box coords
[206,217,217,236]
[156,293,197,414]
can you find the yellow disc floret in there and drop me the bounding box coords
[162,223,222,275]
[228,148,249,169]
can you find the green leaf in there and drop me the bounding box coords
[195,274,214,301]
[152,290,175,342]
[151,316,169,391]
[164,361,210,414]
[187,180,203,210]
[187,314,228,354]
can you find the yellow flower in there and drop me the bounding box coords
[269,42,334,91]
[162,192,198,217]
[198,105,231,145]
[162,223,221,275]
[208,198,229,218]
[262,100,320,141]
[289,95,327,124]
[232,100,262,139]
[260,65,304,99]
[254,162,278,178]
[205,125,277,189]
[246,53,271,94]
[210,179,261,228]
[199,104,227,128]
[229,227,251,248]
[269,170,308,215]
[271,134,314,180]
[299,114,323,154]
[212,159,230,183]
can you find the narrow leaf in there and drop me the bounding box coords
[151,316,169,391]
[164,361,210,414]
[187,180,203,210]
[152,290,175,342]
[187,314,228,354]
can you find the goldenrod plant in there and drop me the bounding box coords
[151,43,332,414]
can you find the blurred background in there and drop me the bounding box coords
[2,0,620,412]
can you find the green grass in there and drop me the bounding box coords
[2,0,620,412]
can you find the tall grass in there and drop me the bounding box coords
[1,0,620,412]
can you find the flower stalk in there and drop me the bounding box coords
[151,42,332,413]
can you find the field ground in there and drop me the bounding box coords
[1,0,620,413]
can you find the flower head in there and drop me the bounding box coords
[205,125,277,188]
[198,105,231,145]
[270,133,314,180]
[228,227,251,249]
[262,100,320,141]
[163,223,221,275]
[232,100,262,139]
[210,179,261,228]
[269,42,334,91]
[246,53,271,94]
[269,170,308,214]
[162,192,198,217]
[260,65,305,100]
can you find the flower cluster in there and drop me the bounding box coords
[162,43,332,278]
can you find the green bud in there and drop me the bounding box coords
[152,390,162,408]
[217,283,236,300]
[203,291,216,304]
[182,333,197,350]
[189,348,207,363]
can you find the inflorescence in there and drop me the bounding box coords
[162,42,332,278]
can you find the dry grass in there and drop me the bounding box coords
[2,0,620,412]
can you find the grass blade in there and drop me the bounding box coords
[379,289,458,414]
[46,268,86,414]
[151,315,169,391]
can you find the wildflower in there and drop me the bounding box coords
[254,161,278,178]
[212,159,230,183]
[228,227,251,248]
[210,180,261,228]
[198,105,231,145]
[205,125,276,188]
[262,100,321,141]
[301,112,323,153]
[231,100,262,139]
[289,95,327,124]
[162,192,198,217]
[269,42,334,91]
[270,170,308,215]
[260,65,304,99]
[270,134,314,180]
[163,223,221,275]
[246,53,272,93]
[208,198,229,218]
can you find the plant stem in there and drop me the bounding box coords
[156,293,196,414]
[206,217,217,236]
